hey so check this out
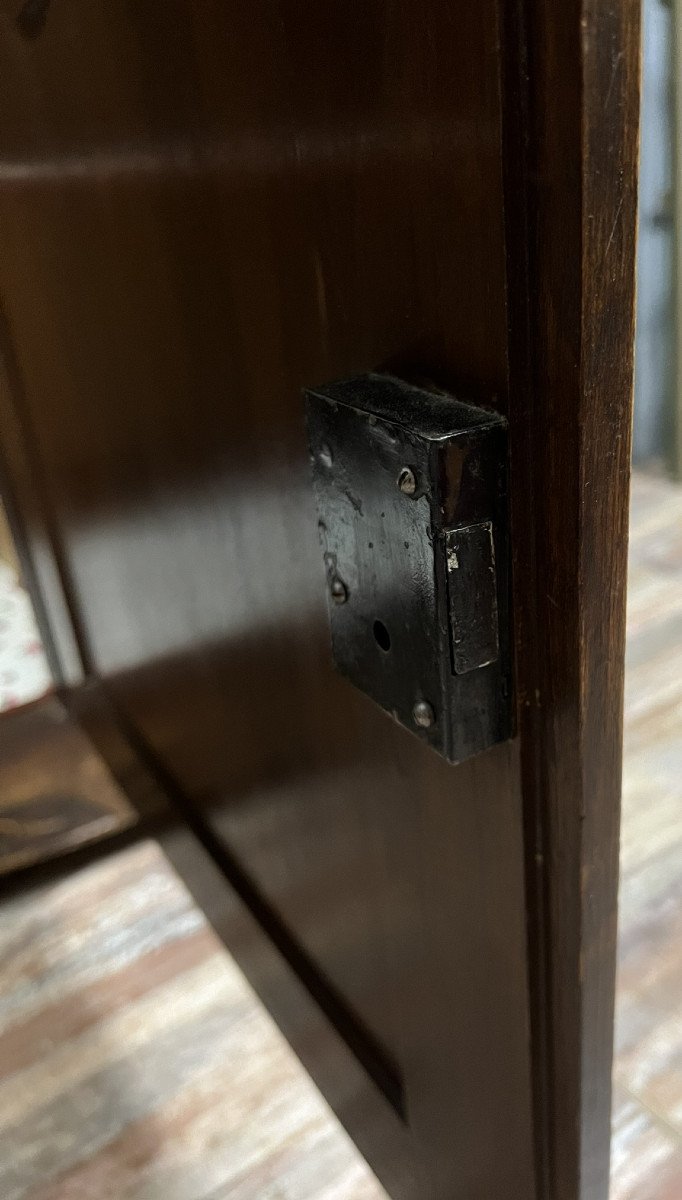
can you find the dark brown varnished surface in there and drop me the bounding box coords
[502,0,641,1197]
[0,2,639,1198]
[0,4,534,1196]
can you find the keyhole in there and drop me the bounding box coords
[373,620,391,652]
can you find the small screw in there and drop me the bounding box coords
[412,699,435,728]
[330,577,348,605]
[398,467,417,495]
[319,444,333,467]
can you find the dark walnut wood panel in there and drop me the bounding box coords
[0,2,639,1198]
[502,0,641,1197]
[0,6,536,1199]
[0,3,535,1196]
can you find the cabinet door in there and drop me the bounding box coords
[0,2,639,1197]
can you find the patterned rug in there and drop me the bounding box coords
[0,561,51,713]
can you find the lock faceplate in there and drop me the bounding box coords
[304,374,512,764]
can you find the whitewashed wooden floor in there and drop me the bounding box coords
[611,472,682,1200]
[0,470,680,1199]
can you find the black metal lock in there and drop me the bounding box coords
[304,374,512,764]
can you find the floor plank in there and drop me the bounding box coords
[611,471,682,1199]
[0,469,679,1199]
[0,697,136,874]
[0,841,385,1200]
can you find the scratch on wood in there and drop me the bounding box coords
[605,195,624,260]
[604,50,623,111]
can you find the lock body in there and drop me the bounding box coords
[305,374,512,763]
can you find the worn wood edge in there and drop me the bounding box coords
[578,3,640,1197]
[501,1,641,1198]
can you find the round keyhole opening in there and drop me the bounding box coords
[373,620,391,652]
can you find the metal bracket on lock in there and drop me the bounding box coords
[304,373,512,764]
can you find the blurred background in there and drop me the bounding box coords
[636,0,678,472]
[0,6,680,1197]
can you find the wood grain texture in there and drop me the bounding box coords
[0,2,640,1197]
[0,839,389,1200]
[0,696,135,875]
[0,831,677,1200]
[502,0,641,1196]
[0,5,536,1197]
[0,472,680,1200]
